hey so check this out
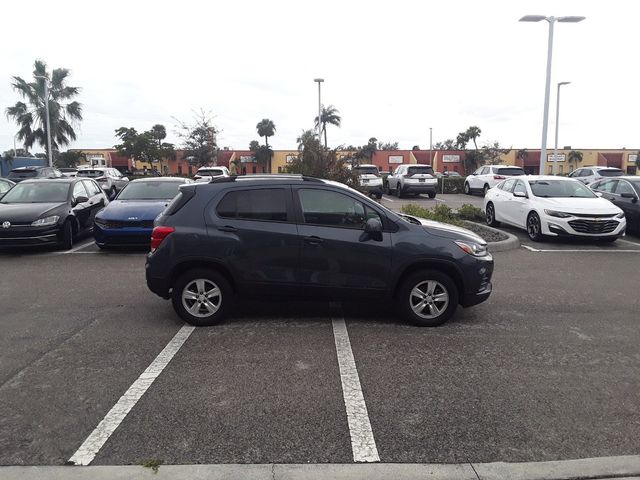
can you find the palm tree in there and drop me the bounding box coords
[568,150,583,172]
[6,60,83,159]
[314,105,341,148]
[465,126,482,150]
[296,129,316,151]
[256,119,276,172]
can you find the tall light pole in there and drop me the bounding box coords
[519,14,585,175]
[553,81,571,175]
[34,74,54,167]
[429,127,433,165]
[314,78,324,145]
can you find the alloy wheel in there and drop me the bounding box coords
[181,279,222,318]
[409,280,450,319]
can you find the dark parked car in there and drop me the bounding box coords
[590,176,640,233]
[0,178,15,197]
[146,175,494,327]
[6,166,63,183]
[94,177,193,248]
[0,177,108,249]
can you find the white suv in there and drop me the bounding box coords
[193,166,230,182]
[352,164,383,199]
[386,164,438,198]
[464,165,525,196]
[568,166,624,185]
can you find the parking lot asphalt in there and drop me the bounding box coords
[1,223,639,467]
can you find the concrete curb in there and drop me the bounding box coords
[1,456,639,480]
[462,221,520,253]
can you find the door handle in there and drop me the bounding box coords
[219,225,238,232]
[304,236,324,245]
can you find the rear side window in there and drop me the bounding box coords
[8,169,38,180]
[165,189,195,216]
[497,167,525,176]
[354,166,380,175]
[216,188,288,222]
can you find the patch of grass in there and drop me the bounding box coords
[140,458,163,474]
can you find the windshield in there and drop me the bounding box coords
[77,170,106,178]
[408,166,434,175]
[7,169,38,180]
[497,167,525,176]
[599,169,624,177]
[354,167,379,175]
[529,180,597,198]
[117,181,184,200]
[0,182,70,203]
[197,169,224,176]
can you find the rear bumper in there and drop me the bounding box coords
[401,183,437,194]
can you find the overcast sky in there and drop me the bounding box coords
[0,0,638,154]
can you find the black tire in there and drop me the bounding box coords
[397,269,459,327]
[396,184,403,198]
[483,184,490,196]
[58,221,73,250]
[464,182,471,195]
[485,202,501,227]
[428,191,436,199]
[527,211,544,242]
[171,268,233,326]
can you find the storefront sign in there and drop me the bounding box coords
[240,155,254,163]
[442,155,460,163]
[547,153,566,162]
[388,155,403,164]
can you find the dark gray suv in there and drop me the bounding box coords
[146,175,494,327]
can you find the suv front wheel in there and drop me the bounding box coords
[398,270,459,327]
[172,269,233,326]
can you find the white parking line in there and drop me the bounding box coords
[54,239,95,255]
[68,325,195,466]
[522,244,640,253]
[331,315,379,463]
[617,238,640,247]
[382,196,395,202]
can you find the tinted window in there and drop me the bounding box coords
[216,189,287,222]
[615,181,635,195]
[501,178,517,192]
[1,182,70,203]
[77,170,106,178]
[581,169,593,177]
[198,169,225,176]
[529,180,596,198]
[497,167,525,176]
[595,180,616,193]
[7,169,38,180]
[299,189,377,229]
[407,166,434,175]
[353,166,379,175]
[599,169,624,177]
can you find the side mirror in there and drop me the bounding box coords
[73,195,89,206]
[513,191,527,198]
[364,218,383,236]
[620,192,637,200]
[122,177,129,182]
[595,192,604,197]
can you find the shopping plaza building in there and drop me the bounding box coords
[72,147,639,177]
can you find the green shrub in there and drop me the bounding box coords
[401,203,464,227]
[457,203,485,221]
[437,176,466,194]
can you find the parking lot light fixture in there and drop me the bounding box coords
[553,81,571,175]
[519,14,585,175]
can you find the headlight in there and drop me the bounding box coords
[454,240,488,257]
[544,209,572,218]
[616,211,625,219]
[31,215,60,227]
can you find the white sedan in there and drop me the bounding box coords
[484,175,626,242]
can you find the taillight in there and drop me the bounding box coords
[403,174,412,178]
[493,175,505,180]
[150,226,175,250]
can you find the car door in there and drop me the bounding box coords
[493,178,517,223]
[506,179,530,228]
[613,180,639,230]
[82,180,107,222]
[468,167,484,189]
[71,181,93,231]
[293,186,392,297]
[209,186,300,295]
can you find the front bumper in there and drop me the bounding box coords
[94,224,153,247]
[540,214,626,238]
[0,225,61,248]
[460,255,494,308]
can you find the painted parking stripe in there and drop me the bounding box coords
[617,238,640,247]
[522,244,640,253]
[68,325,195,466]
[382,196,395,202]
[331,314,380,463]
[53,239,95,255]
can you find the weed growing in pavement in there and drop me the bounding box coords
[140,458,163,474]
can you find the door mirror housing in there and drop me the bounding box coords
[513,191,527,198]
[595,192,604,197]
[620,192,637,201]
[73,195,89,206]
[364,218,383,235]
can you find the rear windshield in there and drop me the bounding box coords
[408,166,434,175]
[77,170,106,178]
[0,182,70,203]
[599,169,624,177]
[117,181,184,200]
[7,169,38,180]
[529,180,596,198]
[197,169,224,176]
[497,167,525,176]
[354,166,379,175]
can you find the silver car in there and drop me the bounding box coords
[567,166,624,185]
[77,167,129,197]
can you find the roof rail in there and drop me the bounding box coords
[208,174,324,184]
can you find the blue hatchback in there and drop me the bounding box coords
[94,177,193,248]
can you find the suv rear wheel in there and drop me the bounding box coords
[398,270,459,327]
[172,269,233,326]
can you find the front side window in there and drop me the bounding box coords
[615,181,635,195]
[473,167,483,175]
[501,178,517,192]
[595,180,616,193]
[298,189,380,229]
[216,188,287,222]
[513,180,527,196]
[582,169,593,177]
